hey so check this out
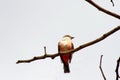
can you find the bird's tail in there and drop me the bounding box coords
[63,63,70,73]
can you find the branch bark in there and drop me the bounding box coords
[16,25,120,64]
[85,0,120,19]
[115,57,120,80]
[99,55,106,80]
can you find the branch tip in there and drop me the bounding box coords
[44,46,47,55]
[110,0,114,6]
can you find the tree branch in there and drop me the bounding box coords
[16,47,59,64]
[99,56,120,80]
[99,55,106,80]
[115,57,120,80]
[70,25,120,54]
[16,26,120,64]
[85,0,120,19]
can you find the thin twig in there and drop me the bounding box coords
[115,57,120,80]
[44,46,47,55]
[110,0,114,6]
[16,26,120,64]
[99,55,106,80]
[85,0,120,19]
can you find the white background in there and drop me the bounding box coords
[0,0,120,80]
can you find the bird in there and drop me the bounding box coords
[58,35,74,73]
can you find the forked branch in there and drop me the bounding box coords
[85,0,120,19]
[16,26,120,64]
[16,47,59,64]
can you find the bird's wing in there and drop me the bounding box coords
[69,42,74,63]
[58,42,60,53]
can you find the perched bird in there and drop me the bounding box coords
[58,35,74,73]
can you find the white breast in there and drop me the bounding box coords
[59,37,72,53]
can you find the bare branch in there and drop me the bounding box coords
[16,53,59,64]
[99,55,106,80]
[115,57,120,80]
[70,25,120,54]
[16,26,120,64]
[85,0,120,19]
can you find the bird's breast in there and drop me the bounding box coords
[59,41,72,54]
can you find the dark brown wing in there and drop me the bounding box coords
[69,42,74,63]
[58,42,63,63]
[58,42,60,53]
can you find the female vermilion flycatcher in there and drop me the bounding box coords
[58,35,74,73]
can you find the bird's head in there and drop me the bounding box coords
[63,35,74,39]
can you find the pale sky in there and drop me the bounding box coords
[0,0,120,80]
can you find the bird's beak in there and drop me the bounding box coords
[71,37,74,39]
